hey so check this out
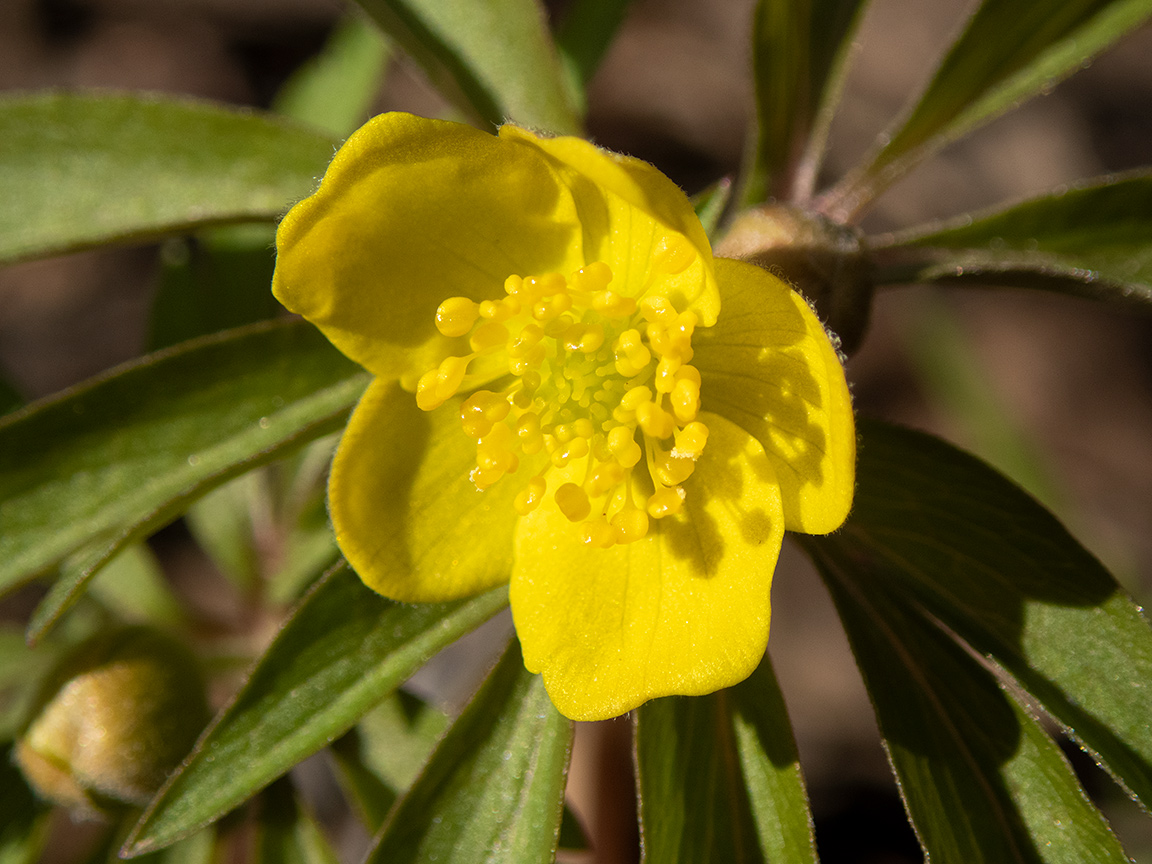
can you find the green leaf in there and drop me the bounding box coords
[149,224,281,352]
[124,564,508,855]
[874,171,1152,306]
[749,0,870,203]
[88,543,185,627]
[253,780,340,864]
[330,691,449,831]
[729,659,819,864]
[813,554,1129,863]
[363,639,573,864]
[353,0,580,133]
[798,420,1152,807]
[0,628,61,741]
[0,92,336,264]
[554,0,633,93]
[636,654,817,864]
[273,12,392,140]
[824,0,1152,217]
[0,319,366,627]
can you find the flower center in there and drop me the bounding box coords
[414,258,708,547]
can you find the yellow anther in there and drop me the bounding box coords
[537,273,567,296]
[551,436,589,468]
[607,426,642,467]
[473,422,518,489]
[555,483,591,522]
[636,400,675,440]
[516,413,544,454]
[640,295,678,323]
[583,518,617,548]
[592,290,636,318]
[647,486,685,519]
[424,259,708,542]
[612,507,649,543]
[652,234,697,275]
[563,323,605,354]
[470,321,508,352]
[674,364,701,387]
[587,461,625,497]
[570,261,613,293]
[672,422,709,459]
[460,390,510,439]
[614,329,652,376]
[416,355,469,410]
[533,292,572,322]
[674,310,698,336]
[435,297,480,337]
[479,297,519,321]
[655,449,696,486]
[514,476,547,515]
[507,323,544,358]
[654,355,681,393]
[620,386,653,412]
[509,343,546,375]
[670,377,701,423]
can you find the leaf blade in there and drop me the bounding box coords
[353,0,580,133]
[800,420,1152,808]
[0,319,366,606]
[125,565,509,854]
[812,550,1129,863]
[749,0,870,202]
[825,0,1152,216]
[363,639,573,864]
[875,171,1152,306]
[0,92,335,263]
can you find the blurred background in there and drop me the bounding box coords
[1,0,1151,861]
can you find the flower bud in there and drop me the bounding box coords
[15,626,209,818]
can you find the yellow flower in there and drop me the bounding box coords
[272,112,855,721]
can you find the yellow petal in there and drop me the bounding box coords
[330,378,548,602]
[694,258,855,534]
[501,125,720,326]
[274,112,585,381]
[510,412,783,721]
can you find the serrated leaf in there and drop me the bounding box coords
[814,554,1129,863]
[824,0,1152,217]
[273,12,392,140]
[0,92,335,264]
[0,319,366,632]
[353,0,580,133]
[798,419,1152,808]
[363,639,573,864]
[875,170,1152,306]
[124,565,508,855]
[749,0,870,202]
[636,654,817,864]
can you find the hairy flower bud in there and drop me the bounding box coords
[15,626,209,818]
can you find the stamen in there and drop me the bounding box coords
[415,257,709,545]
